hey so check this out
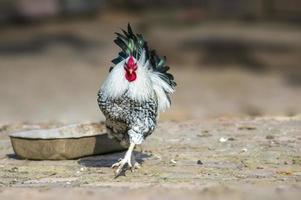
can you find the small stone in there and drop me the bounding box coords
[9,167,18,172]
[197,160,203,165]
[238,126,256,130]
[197,131,212,137]
[219,137,228,143]
[170,159,177,164]
[266,135,274,140]
[240,160,248,167]
[277,170,292,175]
[10,179,17,185]
[241,148,248,153]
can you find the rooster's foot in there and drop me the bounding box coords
[111,143,139,177]
[111,158,140,176]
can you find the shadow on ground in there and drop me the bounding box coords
[78,151,151,168]
[6,153,23,160]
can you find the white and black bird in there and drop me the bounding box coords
[97,24,176,176]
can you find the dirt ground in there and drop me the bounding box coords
[0,117,301,199]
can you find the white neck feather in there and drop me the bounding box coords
[100,56,154,102]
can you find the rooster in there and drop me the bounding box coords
[97,24,176,176]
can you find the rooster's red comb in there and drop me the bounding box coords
[127,55,136,68]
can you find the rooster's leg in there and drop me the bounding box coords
[112,143,138,176]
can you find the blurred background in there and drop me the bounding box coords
[0,0,300,124]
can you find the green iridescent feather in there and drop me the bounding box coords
[111,24,176,89]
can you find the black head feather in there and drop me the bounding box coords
[112,23,176,89]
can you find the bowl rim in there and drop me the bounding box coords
[9,123,106,139]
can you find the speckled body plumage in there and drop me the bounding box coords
[97,91,157,145]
